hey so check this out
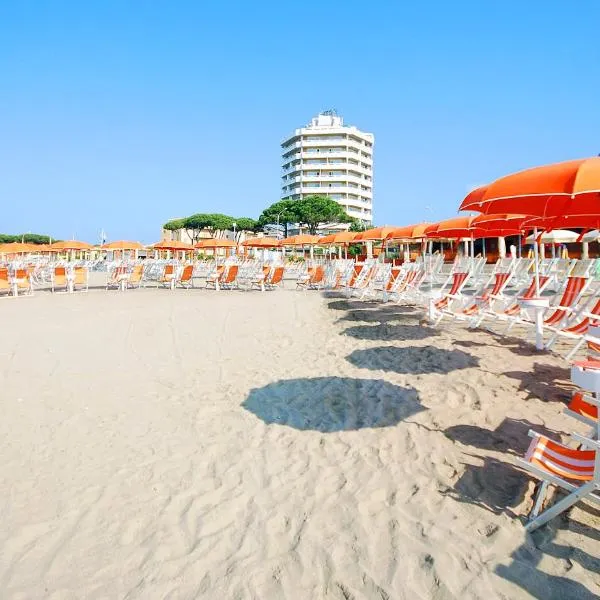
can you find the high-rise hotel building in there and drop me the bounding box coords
[281,111,374,226]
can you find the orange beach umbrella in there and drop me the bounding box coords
[279,234,321,246]
[317,231,358,245]
[354,226,398,241]
[459,158,600,217]
[101,241,145,251]
[386,223,430,241]
[0,242,36,254]
[49,240,92,252]
[424,216,476,239]
[242,237,280,248]
[152,240,194,251]
[195,238,237,249]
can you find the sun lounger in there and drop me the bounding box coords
[176,265,194,289]
[517,430,600,531]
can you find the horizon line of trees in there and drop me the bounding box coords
[0,233,55,244]
[164,195,372,238]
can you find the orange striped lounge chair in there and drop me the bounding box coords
[447,270,513,325]
[265,266,284,290]
[0,268,13,297]
[206,265,226,289]
[545,297,600,359]
[128,265,144,289]
[52,266,69,293]
[517,429,600,531]
[73,267,89,292]
[478,274,551,327]
[13,268,33,296]
[430,271,470,324]
[176,264,194,289]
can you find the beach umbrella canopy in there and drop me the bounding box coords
[424,216,476,239]
[152,240,194,251]
[523,214,600,232]
[279,234,320,247]
[386,223,430,241]
[317,231,358,245]
[101,240,145,251]
[471,214,531,237]
[242,237,280,248]
[195,238,237,248]
[48,240,92,252]
[459,158,600,217]
[0,242,36,254]
[354,226,398,241]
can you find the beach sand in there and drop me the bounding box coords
[1,283,599,599]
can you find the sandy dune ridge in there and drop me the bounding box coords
[0,285,598,599]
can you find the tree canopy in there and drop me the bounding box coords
[163,213,258,241]
[0,233,54,244]
[259,195,351,235]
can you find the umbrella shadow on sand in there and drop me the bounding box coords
[346,345,479,374]
[342,323,438,342]
[242,377,424,432]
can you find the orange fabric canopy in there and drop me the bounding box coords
[49,240,92,251]
[459,158,600,217]
[152,240,194,251]
[279,234,321,246]
[195,238,237,248]
[101,241,144,251]
[471,214,531,236]
[242,237,280,248]
[317,231,358,245]
[386,223,430,240]
[0,242,36,254]
[425,216,476,239]
[354,226,398,241]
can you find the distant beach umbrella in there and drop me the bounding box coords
[48,240,92,252]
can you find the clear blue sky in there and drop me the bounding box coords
[1,1,599,243]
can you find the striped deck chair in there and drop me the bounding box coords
[176,264,194,289]
[398,266,427,303]
[252,265,272,290]
[477,274,551,327]
[516,429,600,531]
[430,271,470,324]
[307,265,326,290]
[0,268,11,297]
[219,265,239,289]
[451,270,513,325]
[341,264,365,295]
[545,296,600,359]
[206,265,226,288]
[265,266,285,290]
[565,391,599,430]
[73,267,88,292]
[160,264,176,288]
[503,268,594,338]
[13,268,33,296]
[128,265,144,289]
[52,266,69,293]
[107,265,129,290]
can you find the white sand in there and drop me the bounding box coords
[1,284,599,599]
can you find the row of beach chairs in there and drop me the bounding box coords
[301,254,600,531]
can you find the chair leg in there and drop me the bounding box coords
[525,482,596,532]
[530,480,549,519]
[565,337,585,361]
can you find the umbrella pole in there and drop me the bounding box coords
[534,228,540,295]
